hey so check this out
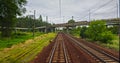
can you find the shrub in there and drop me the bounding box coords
[100,31,113,43]
[80,27,87,38]
[85,20,114,43]
[85,20,106,40]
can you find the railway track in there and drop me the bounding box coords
[32,32,119,63]
[64,33,119,63]
[46,33,70,63]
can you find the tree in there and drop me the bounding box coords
[80,27,87,38]
[0,0,27,37]
[107,25,119,34]
[85,20,106,40]
[85,20,113,43]
[68,19,75,23]
[69,27,81,36]
[39,15,43,22]
[68,19,76,30]
[16,15,51,28]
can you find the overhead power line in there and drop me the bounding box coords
[79,0,115,21]
[90,0,114,14]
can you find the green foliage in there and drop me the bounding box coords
[68,19,75,23]
[99,31,113,43]
[16,16,51,28]
[0,0,27,38]
[107,25,119,34]
[39,15,43,22]
[85,20,106,40]
[69,27,81,37]
[85,20,114,43]
[0,33,56,63]
[96,35,119,51]
[0,32,44,50]
[68,19,118,50]
[80,27,87,38]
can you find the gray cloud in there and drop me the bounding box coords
[24,0,118,24]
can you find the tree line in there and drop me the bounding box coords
[0,0,52,38]
[0,0,27,38]
[16,15,51,28]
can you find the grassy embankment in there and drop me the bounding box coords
[69,28,80,38]
[98,35,119,51]
[85,35,119,51]
[71,32,119,51]
[0,33,56,63]
[0,32,43,50]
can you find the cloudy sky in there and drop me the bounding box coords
[24,0,118,24]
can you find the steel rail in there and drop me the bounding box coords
[48,34,69,63]
[62,37,69,63]
[48,38,58,63]
[65,34,119,63]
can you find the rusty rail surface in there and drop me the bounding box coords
[65,33,119,63]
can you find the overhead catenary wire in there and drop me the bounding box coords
[92,5,118,18]
[79,0,115,21]
[90,0,114,14]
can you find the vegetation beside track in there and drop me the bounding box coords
[0,33,56,63]
[71,30,119,51]
[0,32,44,50]
[96,35,119,51]
[69,20,119,51]
[69,27,81,38]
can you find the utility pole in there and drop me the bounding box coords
[46,16,48,23]
[33,10,36,38]
[116,0,118,18]
[118,0,120,44]
[118,0,120,18]
[72,16,74,20]
[89,9,91,22]
[45,16,48,33]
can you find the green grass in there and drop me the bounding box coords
[71,31,119,51]
[86,35,119,51]
[69,28,80,38]
[103,35,119,51]
[0,32,44,50]
[0,33,56,63]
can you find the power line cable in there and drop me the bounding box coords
[79,0,114,21]
[92,5,117,15]
[90,0,114,14]
[78,0,113,17]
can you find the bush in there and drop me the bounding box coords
[85,20,106,40]
[84,20,114,43]
[100,31,113,43]
[69,27,81,37]
[107,26,119,34]
[80,27,87,38]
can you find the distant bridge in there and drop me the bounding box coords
[37,18,120,28]
[14,18,119,32]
